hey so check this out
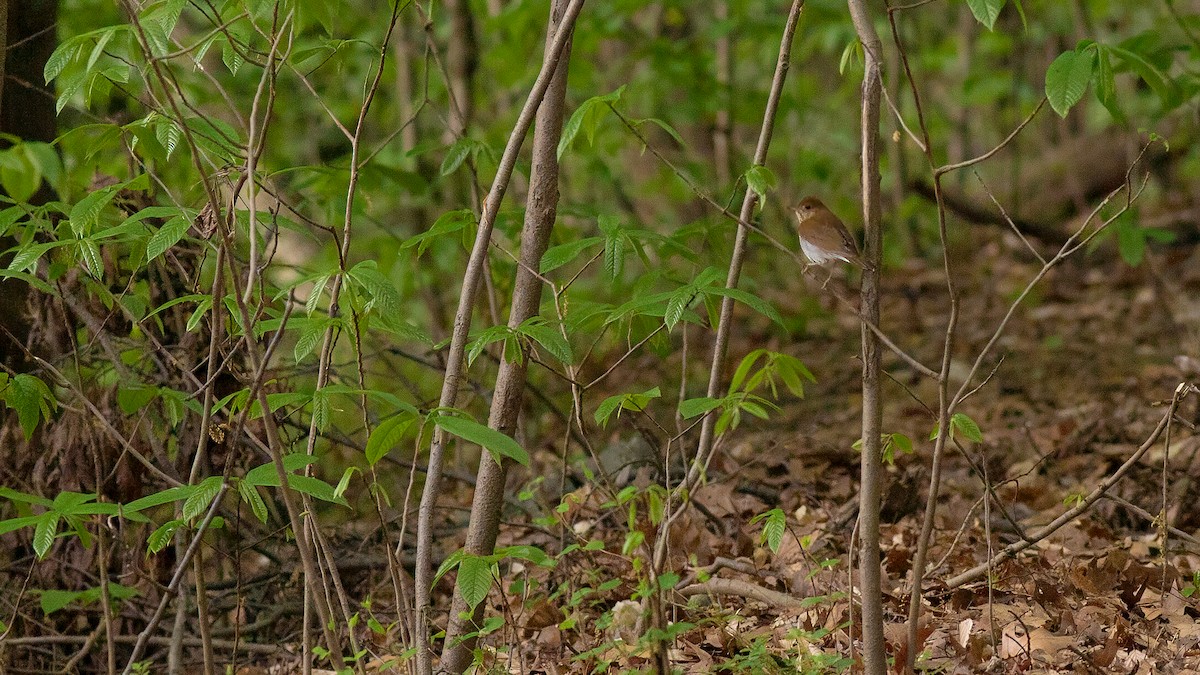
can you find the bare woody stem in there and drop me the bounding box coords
[882,5,962,669]
[887,1,1150,666]
[846,1,887,673]
[945,389,1190,588]
[439,0,575,670]
[411,2,586,673]
[650,0,805,593]
[120,0,347,665]
[691,0,804,496]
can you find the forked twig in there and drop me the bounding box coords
[945,384,1196,588]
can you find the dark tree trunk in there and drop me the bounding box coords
[0,0,58,369]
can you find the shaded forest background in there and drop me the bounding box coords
[1,0,1200,672]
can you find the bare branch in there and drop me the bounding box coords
[934,99,1046,177]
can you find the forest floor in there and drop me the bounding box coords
[422,238,1200,673]
[72,234,1198,675]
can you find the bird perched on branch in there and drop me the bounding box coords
[791,196,869,271]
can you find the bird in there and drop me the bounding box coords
[791,196,868,271]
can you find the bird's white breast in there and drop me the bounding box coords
[799,237,850,265]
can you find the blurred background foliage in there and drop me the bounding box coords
[5,0,1197,514]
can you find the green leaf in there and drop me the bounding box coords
[593,395,623,428]
[124,485,197,513]
[62,513,102,548]
[155,116,182,159]
[966,0,1006,30]
[664,287,694,331]
[775,354,816,398]
[181,476,223,521]
[222,34,244,75]
[348,258,403,314]
[456,553,494,611]
[557,86,625,159]
[0,486,54,508]
[751,508,786,554]
[880,433,913,464]
[293,318,327,364]
[540,237,602,274]
[147,519,182,554]
[77,238,102,278]
[7,374,56,439]
[0,514,43,536]
[333,467,357,499]
[678,396,721,419]
[177,115,239,163]
[743,165,776,207]
[140,8,174,57]
[319,385,417,416]
[622,530,644,556]
[711,287,783,326]
[44,40,82,84]
[594,387,661,427]
[185,296,212,333]
[640,117,684,147]
[56,69,86,115]
[402,209,475,258]
[237,480,269,524]
[466,325,516,366]
[729,349,766,394]
[434,549,466,586]
[1108,44,1182,110]
[1094,45,1116,107]
[33,512,59,558]
[1116,219,1145,267]
[373,313,433,345]
[0,205,26,235]
[51,491,98,513]
[496,544,555,568]
[287,474,349,506]
[599,215,626,280]
[146,216,191,262]
[0,146,41,203]
[86,26,120,73]
[7,242,58,274]
[68,184,120,236]
[656,571,680,592]
[311,389,330,433]
[249,391,310,419]
[105,583,140,602]
[436,414,530,467]
[243,454,318,487]
[116,385,156,415]
[740,400,770,420]
[365,413,417,466]
[440,138,473,176]
[838,40,862,75]
[519,320,573,365]
[1045,49,1095,118]
[950,412,983,443]
[40,589,82,615]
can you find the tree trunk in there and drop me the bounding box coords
[438,0,574,671]
[410,2,586,672]
[0,0,58,369]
